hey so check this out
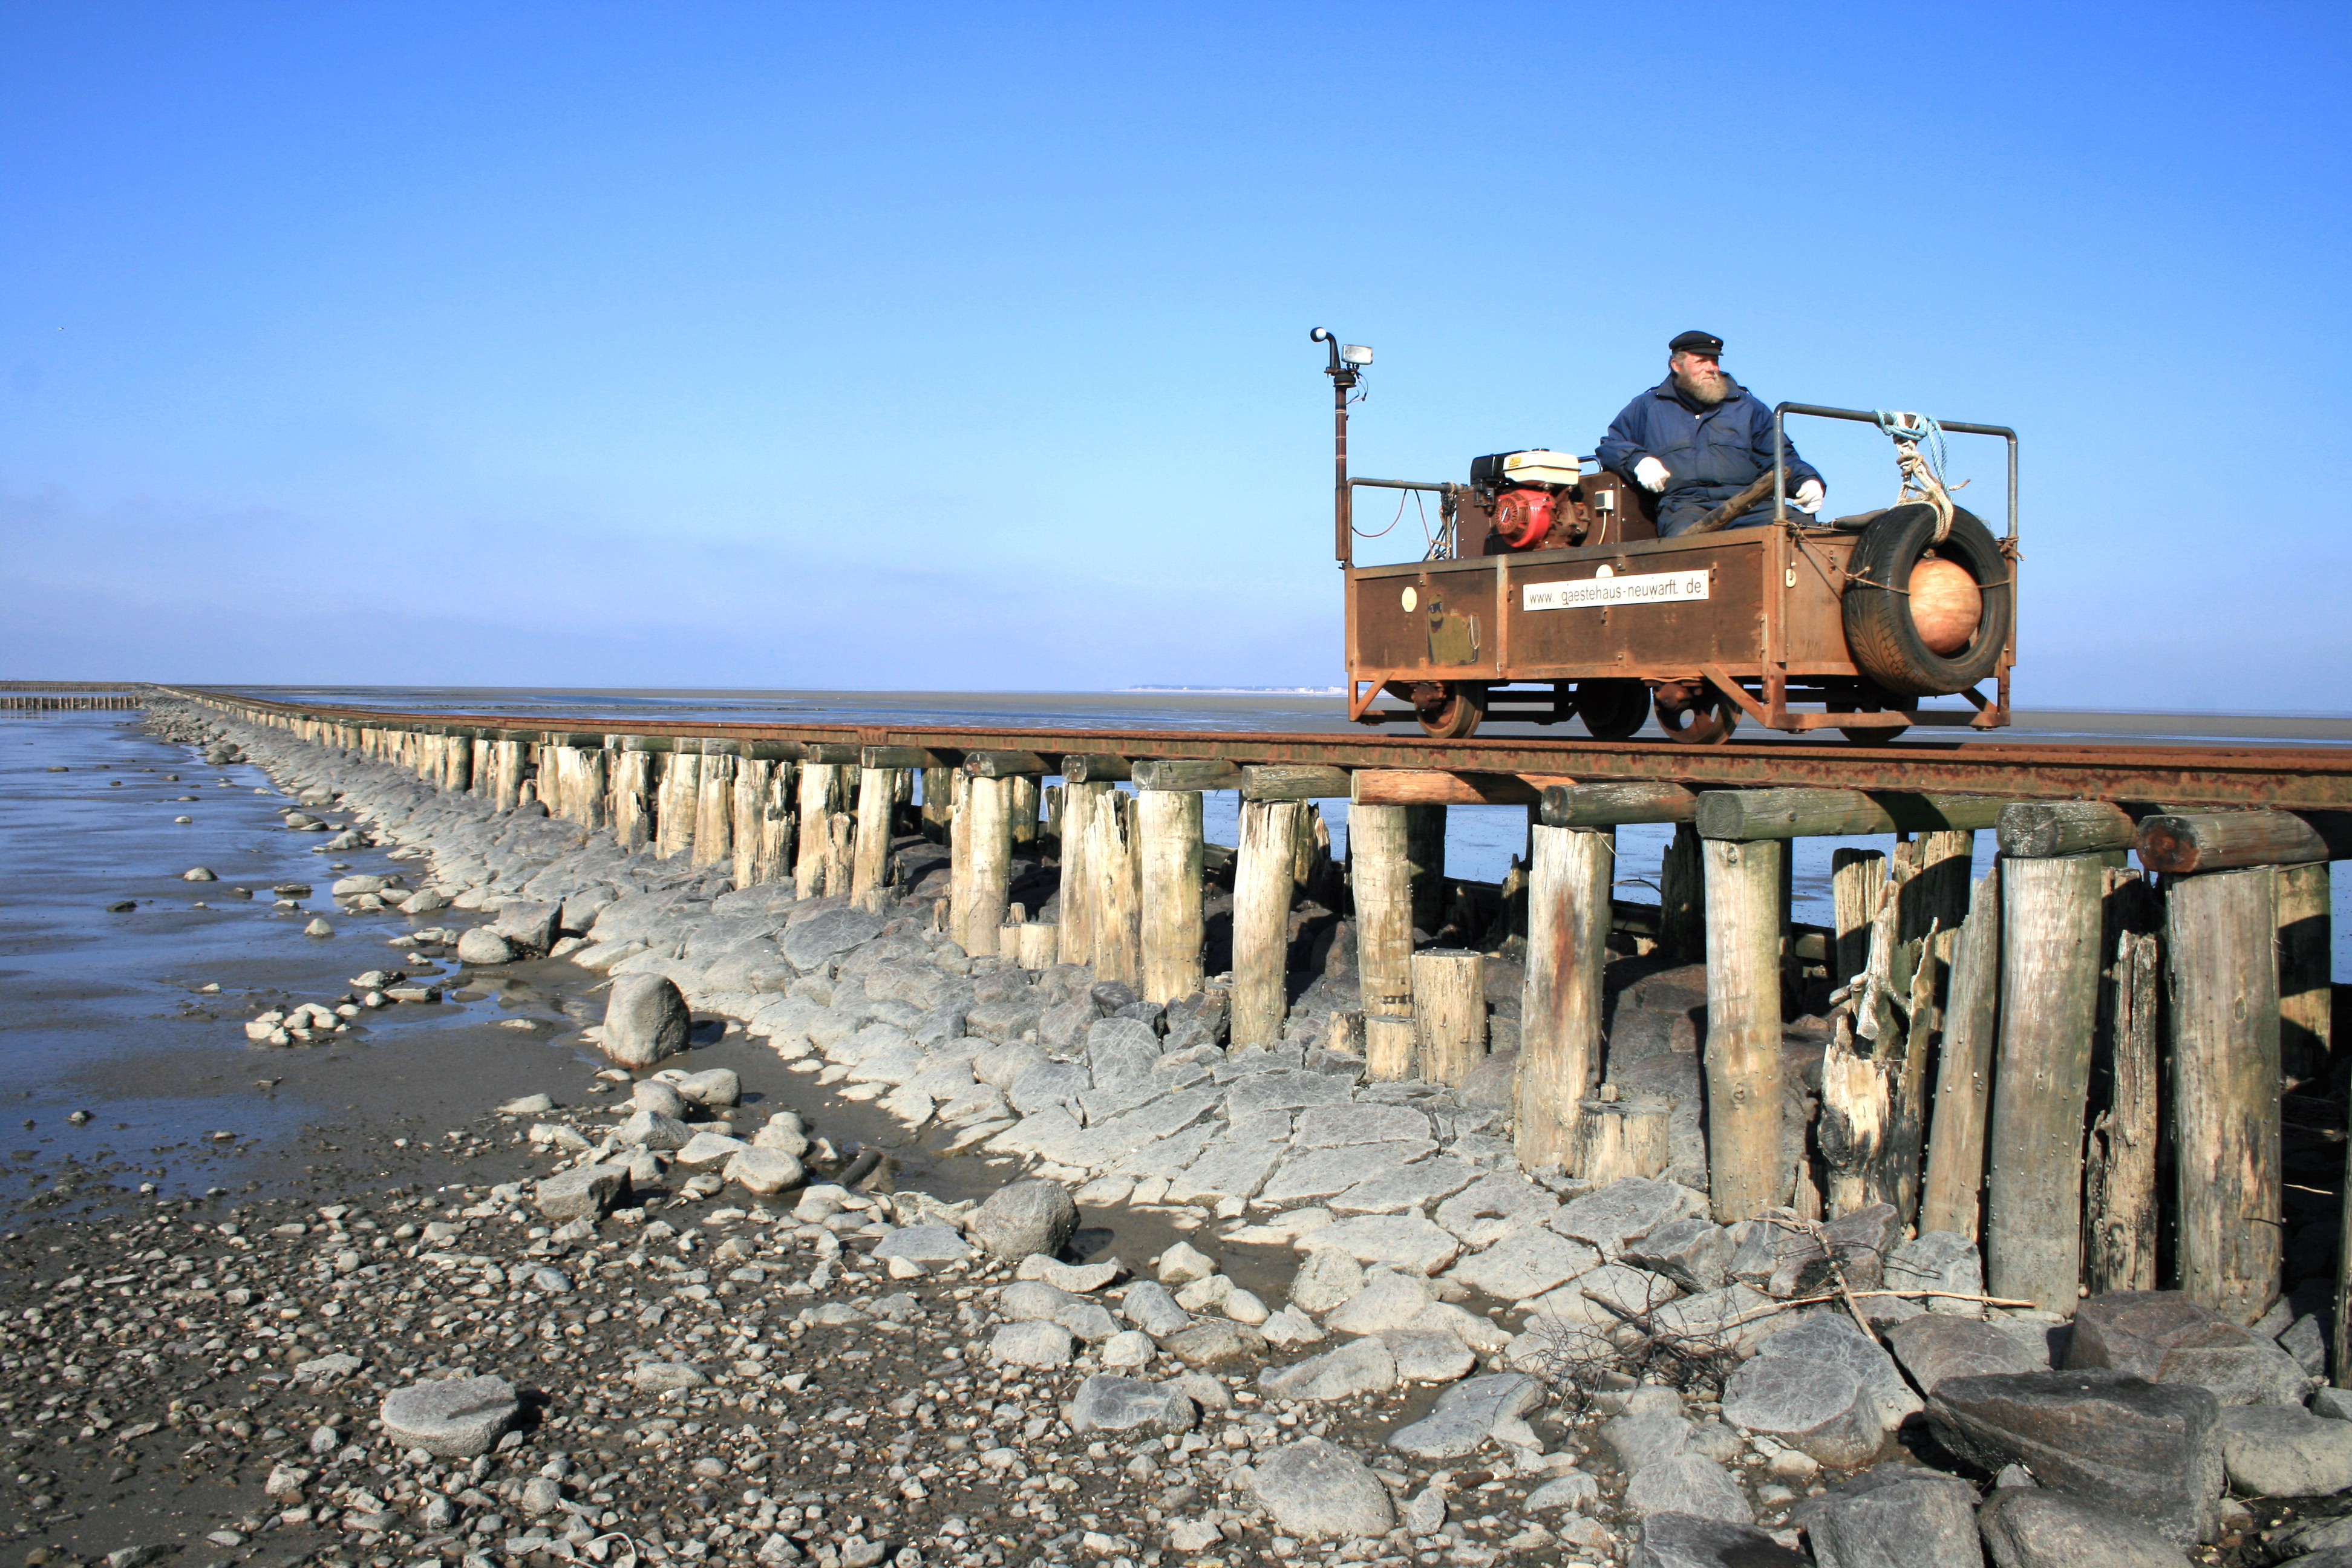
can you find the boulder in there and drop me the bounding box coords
[1624,1454,1751,1523]
[632,1079,688,1117]
[1770,1204,1901,1296]
[1385,1372,1544,1460]
[1926,1371,2220,1544]
[2216,1403,2352,1495]
[1721,1355,1886,1468]
[1551,1178,1696,1257]
[1163,1320,1264,1368]
[488,898,560,955]
[1293,1214,1461,1276]
[1258,1336,1397,1402]
[603,973,691,1068]
[990,1320,1075,1370]
[534,1164,629,1221]
[1249,1438,1395,1541]
[1380,1327,1475,1383]
[1067,1374,1197,1434]
[1975,1486,2190,1568]
[999,1281,1120,1342]
[1448,1228,1601,1302]
[779,906,884,973]
[724,1148,804,1195]
[673,1131,746,1166]
[1799,1471,1981,1568]
[1323,1270,1437,1334]
[870,1224,973,1269]
[1603,1387,1693,1474]
[617,1109,691,1150]
[1120,1281,1193,1338]
[1622,1217,1732,1293]
[1752,1312,1921,1429]
[1631,1514,1806,1568]
[1289,1249,1366,1315]
[456,927,516,966]
[965,1178,1078,1261]
[379,1375,518,1457]
[2064,1290,2312,1406]
[1887,1314,2049,1393]
[1884,1230,1987,1318]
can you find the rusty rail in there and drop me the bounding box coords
[154,687,2352,811]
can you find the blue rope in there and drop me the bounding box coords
[1873,409,1950,486]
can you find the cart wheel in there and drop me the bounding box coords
[1574,679,1649,741]
[1826,697,1910,745]
[1655,682,1739,745]
[1414,683,1488,740]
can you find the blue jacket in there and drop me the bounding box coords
[1595,377,1821,537]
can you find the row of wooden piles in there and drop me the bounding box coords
[223,703,2342,1357]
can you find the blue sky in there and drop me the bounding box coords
[3,1,2347,706]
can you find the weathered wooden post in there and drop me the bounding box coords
[573,739,609,829]
[1090,788,1142,988]
[1919,866,2002,1240]
[1011,776,1040,853]
[733,755,772,889]
[2278,861,2334,1085]
[612,737,658,852]
[1984,852,2105,1313]
[851,766,900,910]
[794,756,852,897]
[1413,949,1486,1085]
[962,776,1013,956]
[1659,822,1705,964]
[1516,822,1612,1170]
[757,749,797,887]
[1701,832,1787,1220]
[1055,764,1115,966]
[1230,799,1304,1048]
[693,746,736,870]
[921,765,955,843]
[2085,904,2163,1295]
[1137,787,1206,1004]
[1831,848,1888,985]
[1348,801,1415,1079]
[655,748,701,860]
[489,736,527,813]
[1405,804,1446,936]
[1015,921,1059,969]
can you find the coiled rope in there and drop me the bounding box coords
[1873,410,1962,542]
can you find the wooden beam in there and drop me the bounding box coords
[1696,788,2013,841]
[863,745,952,769]
[1241,764,1352,802]
[1353,770,1580,806]
[1061,753,1132,784]
[963,750,1051,779]
[1134,758,1244,792]
[1997,800,2138,858]
[1540,781,1698,828]
[2135,810,2350,874]
[801,742,863,766]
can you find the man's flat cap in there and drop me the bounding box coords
[1669,330,1723,356]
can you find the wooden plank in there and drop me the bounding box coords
[2136,810,2348,874]
[1998,800,2137,858]
[1985,853,2105,1312]
[1241,764,1352,802]
[1702,837,1786,1221]
[2168,865,2283,1325]
[1538,782,1697,828]
[1696,787,2014,841]
[1134,758,1244,792]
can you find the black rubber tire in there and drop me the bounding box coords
[1841,503,2013,697]
[1415,684,1488,740]
[1575,679,1649,741]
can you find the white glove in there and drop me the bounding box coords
[1794,478,1824,514]
[1633,456,1670,492]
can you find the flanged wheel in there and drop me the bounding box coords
[1574,679,1649,741]
[1655,681,1739,745]
[1413,682,1488,740]
[1826,691,1910,745]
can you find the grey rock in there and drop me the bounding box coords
[1623,1454,1751,1523]
[1975,1487,2190,1568]
[521,1475,563,1515]
[1753,1310,1922,1430]
[1884,1230,1987,1318]
[616,1109,691,1150]
[1551,1177,1696,1258]
[1120,1280,1194,1338]
[964,995,1044,1044]
[779,907,884,973]
[990,1319,1075,1370]
[603,973,691,1068]
[1887,1313,2048,1393]
[1385,1371,1544,1459]
[1448,1227,1599,1302]
[1721,1354,1884,1468]
[2311,1385,2352,1422]
[1630,1514,1805,1568]
[1622,1216,1731,1292]
[670,1067,740,1107]
[534,1164,629,1221]
[456,927,516,965]
[2216,1403,2352,1495]
[1805,1472,1983,1568]
[1604,1387,1693,1474]
[1327,1154,1480,1215]
[1292,1103,1432,1147]
[1434,1174,1561,1248]
[999,1280,1119,1342]
[1523,1470,1600,1512]
[1926,1371,2220,1544]
[1322,1269,1436,1334]
[1293,1214,1461,1275]
[2064,1289,2312,1406]
[1289,1249,1366,1315]
[379,1374,518,1458]
[1456,1050,1519,1114]
[1161,989,1229,1052]
[1086,1015,1163,1085]
[1223,1068,1357,1117]
[1162,1320,1264,1368]
[1258,1336,1397,1401]
[1038,996,1100,1054]
[631,1079,687,1117]
[965,1178,1077,1261]
[973,1040,1047,1090]
[1067,1374,1198,1434]
[869,1224,973,1267]
[1770,1203,1900,1296]
[1249,1437,1395,1541]
[1007,1061,1089,1118]
[2280,1313,2328,1379]
[1380,1327,1475,1383]
[630,1362,710,1392]
[724,1147,805,1195]
[488,898,560,954]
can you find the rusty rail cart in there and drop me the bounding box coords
[1313,329,2020,743]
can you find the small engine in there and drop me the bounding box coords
[1470,449,1588,550]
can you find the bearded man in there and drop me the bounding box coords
[1594,331,1826,537]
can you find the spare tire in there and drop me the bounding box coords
[1841,503,2012,697]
